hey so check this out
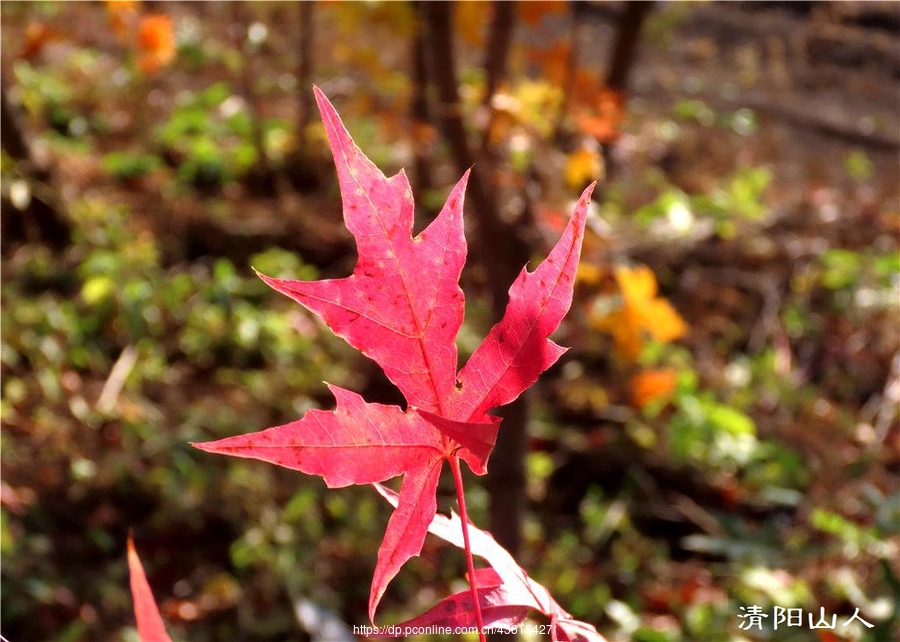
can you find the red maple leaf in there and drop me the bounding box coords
[376,485,606,642]
[194,87,595,623]
[128,534,173,642]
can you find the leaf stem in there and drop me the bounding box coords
[449,455,486,642]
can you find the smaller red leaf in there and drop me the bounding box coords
[383,569,527,635]
[375,485,607,642]
[128,533,173,642]
[416,409,500,475]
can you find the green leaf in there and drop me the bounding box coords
[707,403,755,435]
[81,275,116,306]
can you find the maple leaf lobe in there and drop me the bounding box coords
[128,534,173,642]
[256,91,469,412]
[193,385,446,488]
[451,182,595,420]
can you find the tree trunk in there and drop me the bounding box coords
[410,1,435,218]
[604,1,654,93]
[552,8,581,142]
[481,1,516,105]
[419,1,531,566]
[296,0,315,146]
[479,1,516,159]
[602,1,653,178]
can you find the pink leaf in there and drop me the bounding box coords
[369,460,442,621]
[128,534,173,642]
[383,571,527,635]
[375,484,606,642]
[194,89,594,624]
[417,410,501,475]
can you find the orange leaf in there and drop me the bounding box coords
[574,88,625,143]
[630,369,677,408]
[518,1,568,26]
[136,14,175,74]
[107,0,139,11]
[18,22,64,60]
[529,41,570,86]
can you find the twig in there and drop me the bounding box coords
[450,455,486,642]
[859,350,900,448]
[421,0,532,567]
[673,494,726,537]
[97,345,138,414]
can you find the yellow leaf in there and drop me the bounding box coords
[565,145,603,190]
[575,262,604,287]
[591,264,687,360]
[642,299,689,343]
[616,264,658,302]
[81,275,115,306]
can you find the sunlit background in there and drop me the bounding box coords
[2,2,898,640]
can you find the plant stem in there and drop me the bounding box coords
[449,455,486,642]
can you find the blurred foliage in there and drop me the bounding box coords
[2,1,898,641]
[154,82,259,188]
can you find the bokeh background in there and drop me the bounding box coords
[2,1,898,640]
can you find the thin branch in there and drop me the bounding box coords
[450,455,486,642]
[296,0,315,147]
[97,345,139,414]
[420,1,531,569]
